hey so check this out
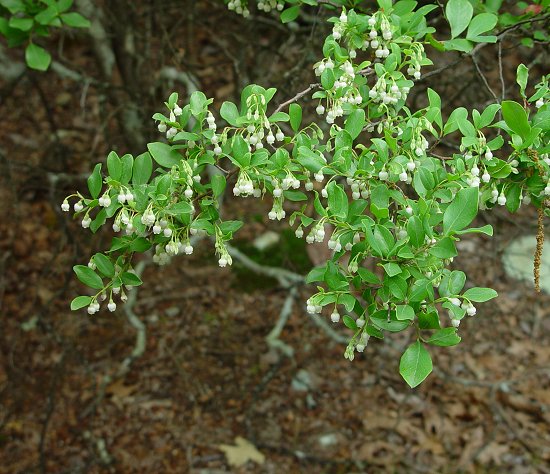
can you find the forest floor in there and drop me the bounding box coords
[1,4,550,474]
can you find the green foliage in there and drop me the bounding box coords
[62,0,550,388]
[0,0,90,70]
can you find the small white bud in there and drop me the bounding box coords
[108,302,116,312]
[330,311,340,323]
[61,201,70,212]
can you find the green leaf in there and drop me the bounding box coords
[429,237,458,259]
[297,147,325,173]
[166,201,193,217]
[443,39,473,52]
[8,17,33,31]
[87,163,103,199]
[70,295,92,310]
[168,92,178,107]
[466,13,497,39]
[418,311,440,330]
[107,151,122,181]
[189,91,208,116]
[427,327,461,347]
[406,215,425,247]
[505,184,521,213]
[345,109,365,140]
[289,103,302,132]
[462,287,498,302]
[219,220,243,235]
[466,34,497,44]
[220,101,240,126]
[478,104,500,129]
[446,0,473,38]
[60,12,90,28]
[147,142,181,168]
[280,5,300,23]
[132,152,153,185]
[382,262,402,277]
[327,182,348,219]
[396,304,415,321]
[371,317,409,332]
[324,261,347,291]
[443,187,479,234]
[305,265,326,284]
[122,271,142,287]
[129,237,152,252]
[387,275,408,300]
[120,154,133,184]
[231,135,250,167]
[269,112,289,123]
[73,265,104,290]
[25,43,51,71]
[93,253,115,278]
[447,270,466,295]
[366,225,394,258]
[343,315,357,330]
[34,6,58,25]
[358,268,380,284]
[516,64,528,97]
[321,68,335,90]
[501,100,531,140]
[454,224,493,236]
[211,174,226,198]
[284,190,307,201]
[399,341,433,388]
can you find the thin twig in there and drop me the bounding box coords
[273,83,321,115]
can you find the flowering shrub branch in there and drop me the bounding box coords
[63,1,549,387]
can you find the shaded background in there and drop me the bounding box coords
[1,1,550,472]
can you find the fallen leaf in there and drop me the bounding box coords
[218,436,265,467]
